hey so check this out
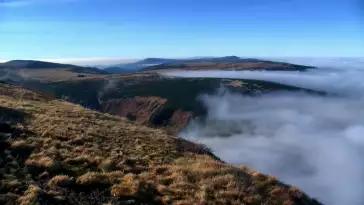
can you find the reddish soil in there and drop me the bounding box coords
[101,96,192,134]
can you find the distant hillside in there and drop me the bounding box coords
[104,66,138,74]
[0,60,69,69]
[104,58,178,74]
[131,56,315,72]
[0,60,108,74]
[142,61,315,72]
[69,66,108,74]
[25,73,325,134]
[105,56,282,74]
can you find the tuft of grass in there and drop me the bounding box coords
[10,140,28,148]
[76,172,110,186]
[17,185,43,205]
[110,174,139,197]
[25,156,63,174]
[48,175,74,188]
[111,173,160,203]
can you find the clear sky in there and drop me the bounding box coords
[0,0,363,62]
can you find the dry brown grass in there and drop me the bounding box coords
[48,175,74,188]
[18,68,108,82]
[0,83,322,205]
[16,68,156,83]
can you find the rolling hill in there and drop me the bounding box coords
[0,60,108,75]
[141,60,315,72]
[103,56,315,74]
[0,82,322,205]
[0,60,110,83]
[104,58,173,74]
[105,56,314,74]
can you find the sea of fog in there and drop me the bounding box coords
[162,66,364,205]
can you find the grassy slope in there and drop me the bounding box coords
[18,69,108,82]
[0,83,322,205]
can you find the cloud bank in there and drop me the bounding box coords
[170,67,364,205]
[163,68,364,97]
[182,91,364,205]
[262,57,364,70]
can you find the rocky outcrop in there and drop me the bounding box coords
[101,96,192,134]
[163,110,192,134]
[102,97,167,125]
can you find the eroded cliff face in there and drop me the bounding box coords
[101,96,192,134]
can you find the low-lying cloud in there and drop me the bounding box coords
[0,69,26,82]
[181,92,364,205]
[169,67,364,205]
[97,79,118,103]
[163,68,364,97]
[262,57,364,70]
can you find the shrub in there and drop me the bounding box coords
[48,175,74,188]
[76,172,110,186]
[25,157,62,175]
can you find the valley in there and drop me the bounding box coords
[21,73,323,134]
[0,57,326,204]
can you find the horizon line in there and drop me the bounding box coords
[1,56,363,66]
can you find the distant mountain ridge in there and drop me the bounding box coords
[105,56,315,74]
[104,58,179,74]
[105,56,248,74]
[0,57,315,76]
[0,60,108,74]
[141,56,315,72]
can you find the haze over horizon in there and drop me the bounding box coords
[1,0,363,62]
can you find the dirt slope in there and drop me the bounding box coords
[102,97,192,134]
[0,83,322,205]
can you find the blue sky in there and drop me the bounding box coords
[0,0,363,63]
